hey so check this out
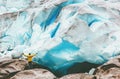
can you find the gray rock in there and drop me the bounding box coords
[94,56,120,79]
[10,68,57,79]
[0,59,28,79]
[0,56,12,62]
[60,73,95,79]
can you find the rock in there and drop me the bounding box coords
[94,56,120,79]
[68,62,100,74]
[0,59,28,79]
[60,73,95,79]
[10,68,57,79]
[0,56,12,62]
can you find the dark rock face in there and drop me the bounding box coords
[10,69,57,79]
[94,56,120,79]
[0,59,28,79]
[68,62,100,74]
[60,73,95,79]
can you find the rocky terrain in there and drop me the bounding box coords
[0,56,120,79]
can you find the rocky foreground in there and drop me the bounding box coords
[1,0,120,73]
[0,56,120,79]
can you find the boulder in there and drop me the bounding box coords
[94,56,120,79]
[0,56,12,62]
[10,68,57,79]
[60,73,95,79]
[0,59,28,79]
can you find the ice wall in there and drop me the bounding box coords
[0,0,120,74]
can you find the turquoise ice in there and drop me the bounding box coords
[0,0,120,74]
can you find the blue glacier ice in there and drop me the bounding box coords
[0,0,120,74]
[50,23,60,38]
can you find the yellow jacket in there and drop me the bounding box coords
[24,53,36,62]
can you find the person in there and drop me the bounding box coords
[23,53,37,69]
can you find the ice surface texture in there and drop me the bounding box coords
[0,0,120,74]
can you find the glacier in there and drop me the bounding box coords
[0,0,120,74]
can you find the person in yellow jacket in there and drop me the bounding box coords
[23,53,37,69]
